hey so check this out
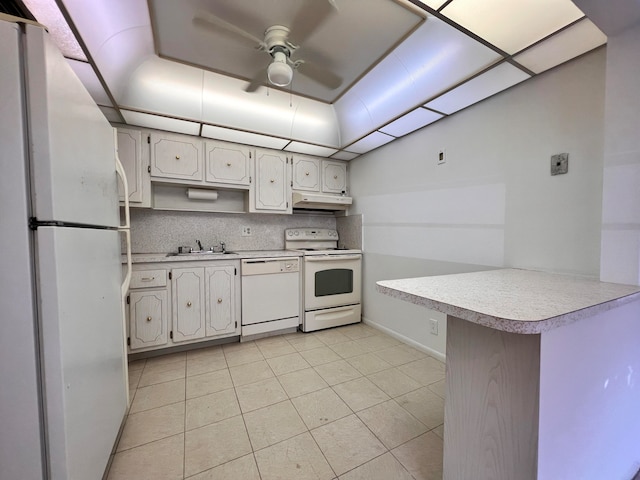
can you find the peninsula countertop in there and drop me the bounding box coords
[376,268,640,334]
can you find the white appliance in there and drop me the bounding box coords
[285,228,362,332]
[241,257,300,338]
[0,19,130,480]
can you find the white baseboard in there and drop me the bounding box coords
[362,316,446,363]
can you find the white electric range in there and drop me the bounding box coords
[285,228,362,332]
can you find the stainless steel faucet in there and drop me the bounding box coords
[220,241,226,253]
[196,239,203,251]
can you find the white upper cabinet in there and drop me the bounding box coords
[250,149,292,214]
[292,155,321,192]
[322,160,348,194]
[150,132,203,181]
[205,140,251,187]
[117,128,150,207]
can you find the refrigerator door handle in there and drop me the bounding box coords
[114,129,131,296]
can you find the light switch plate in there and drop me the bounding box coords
[551,153,569,175]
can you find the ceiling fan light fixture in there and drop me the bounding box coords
[267,50,293,87]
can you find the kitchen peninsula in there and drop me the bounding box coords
[377,269,640,480]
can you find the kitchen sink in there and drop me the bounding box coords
[166,251,236,257]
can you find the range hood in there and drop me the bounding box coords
[292,192,353,211]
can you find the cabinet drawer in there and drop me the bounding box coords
[130,269,167,289]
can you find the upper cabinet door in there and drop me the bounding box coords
[150,132,203,181]
[117,128,143,203]
[322,160,348,194]
[292,155,320,192]
[205,140,251,186]
[252,149,291,213]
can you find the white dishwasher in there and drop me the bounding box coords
[241,257,300,338]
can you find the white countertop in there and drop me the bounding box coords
[125,250,302,264]
[376,268,640,334]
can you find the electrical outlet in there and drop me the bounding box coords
[241,226,252,237]
[437,149,446,165]
[429,318,439,335]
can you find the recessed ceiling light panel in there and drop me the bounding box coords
[379,108,444,137]
[514,19,606,74]
[425,62,530,114]
[441,0,585,54]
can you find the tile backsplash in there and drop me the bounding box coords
[127,209,339,253]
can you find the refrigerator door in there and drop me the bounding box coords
[36,227,127,480]
[25,24,119,228]
[0,19,45,480]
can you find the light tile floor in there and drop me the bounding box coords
[107,323,445,480]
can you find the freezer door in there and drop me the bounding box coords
[0,19,45,480]
[36,227,127,480]
[25,24,119,227]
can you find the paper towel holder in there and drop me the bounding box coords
[186,188,219,201]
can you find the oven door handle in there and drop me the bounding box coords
[305,255,361,262]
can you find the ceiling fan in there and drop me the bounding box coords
[193,0,343,92]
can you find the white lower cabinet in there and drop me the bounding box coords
[205,265,238,337]
[127,261,240,353]
[129,290,169,350]
[172,267,206,342]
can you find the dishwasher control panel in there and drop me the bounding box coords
[241,257,300,276]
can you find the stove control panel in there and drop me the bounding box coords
[285,228,338,241]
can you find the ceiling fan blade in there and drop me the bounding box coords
[245,69,267,93]
[296,61,342,90]
[289,0,338,44]
[193,11,264,48]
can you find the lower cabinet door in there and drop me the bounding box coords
[129,290,169,350]
[205,265,237,337]
[172,267,205,342]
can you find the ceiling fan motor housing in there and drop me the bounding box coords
[265,26,294,86]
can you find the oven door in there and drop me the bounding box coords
[304,254,361,310]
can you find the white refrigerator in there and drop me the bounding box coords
[0,18,129,480]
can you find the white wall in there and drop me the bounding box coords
[349,48,606,356]
[600,24,640,285]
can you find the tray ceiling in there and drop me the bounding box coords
[20,0,608,158]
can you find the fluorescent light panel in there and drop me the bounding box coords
[425,62,530,114]
[121,110,200,136]
[347,132,395,154]
[514,19,607,74]
[22,0,86,60]
[379,107,443,137]
[201,125,289,150]
[331,151,360,161]
[284,142,339,157]
[441,0,585,54]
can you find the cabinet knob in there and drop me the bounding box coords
[270,179,275,183]
[175,155,181,160]
[186,301,192,307]
[305,171,310,176]
[334,175,338,179]
[146,316,152,322]
[226,162,232,167]
[217,298,223,303]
